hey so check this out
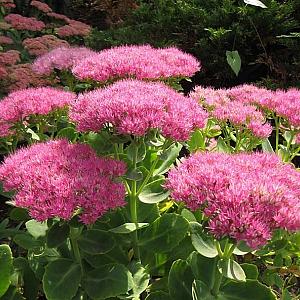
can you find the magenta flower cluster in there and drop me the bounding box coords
[70,79,208,141]
[72,45,200,82]
[32,46,97,75]
[190,86,272,139]
[166,152,300,248]
[0,87,75,137]
[0,139,127,224]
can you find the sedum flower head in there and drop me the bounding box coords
[70,79,208,141]
[0,139,126,224]
[23,35,70,56]
[30,1,52,13]
[190,85,271,139]
[166,152,300,248]
[32,46,96,75]
[0,87,75,136]
[72,45,200,82]
[4,14,45,31]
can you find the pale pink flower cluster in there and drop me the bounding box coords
[0,50,20,65]
[0,0,15,8]
[228,85,300,128]
[4,14,46,31]
[56,20,91,37]
[72,45,200,82]
[0,139,126,223]
[0,35,13,45]
[191,86,272,138]
[70,79,208,141]
[22,35,70,56]
[30,0,52,13]
[32,46,96,75]
[166,152,300,248]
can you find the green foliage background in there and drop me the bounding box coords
[81,0,300,88]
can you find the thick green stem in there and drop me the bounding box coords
[275,116,280,154]
[211,259,223,296]
[129,144,141,261]
[136,140,171,195]
[70,227,83,274]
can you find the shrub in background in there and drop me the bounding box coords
[86,0,300,88]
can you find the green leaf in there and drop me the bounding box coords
[47,222,70,248]
[57,127,78,141]
[282,288,293,300]
[192,280,213,300]
[13,233,42,250]
[226,50,241,76]
[43,259,81,300]
[220,279,277,300]
[218,259,246,281]
[261,139,274,153]
[109,223,149,234]
[125,169,144,181]
[0,244,13,297]
[128,261,150,298]
[217,137,232,153]
[9,208,30,222]
[26,128,40,140]
[139,214,189,253]
[188,129,205,152]
[187,252,217,287]
[83,264,133,299]
[1,286,25,300]
[78,229,115,255]
[13,257,39,300]
[25,220,48,239]
[244,0,267,8]
[181,209,197,222]
[190,224,218,258]
[138,179,170,204]
[240,263,258,280]
[126,141,146,163]
[145,291,171,300]
[168,259,194,299]
[154,143,182,176]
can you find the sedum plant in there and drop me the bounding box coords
[0,42,299,300]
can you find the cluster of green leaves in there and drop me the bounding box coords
[86,0,300,88]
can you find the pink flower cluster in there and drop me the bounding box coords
[56,20,91,37]
[191,86,272,139]
[72,45,200,82]
[166,152,300,248]
[0,87,75,136]
[0,0,15,8]
[47,12,70,23]
[4,14,46,31]
[30,0,52,13]
[22,35,70,56]
[5,63,52,92]
[0,35,13,45]
[227,85,300,128]
[0,139,126,224]
[70,79,208,141]
[0,50,20,65]
[32,46,96,75]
